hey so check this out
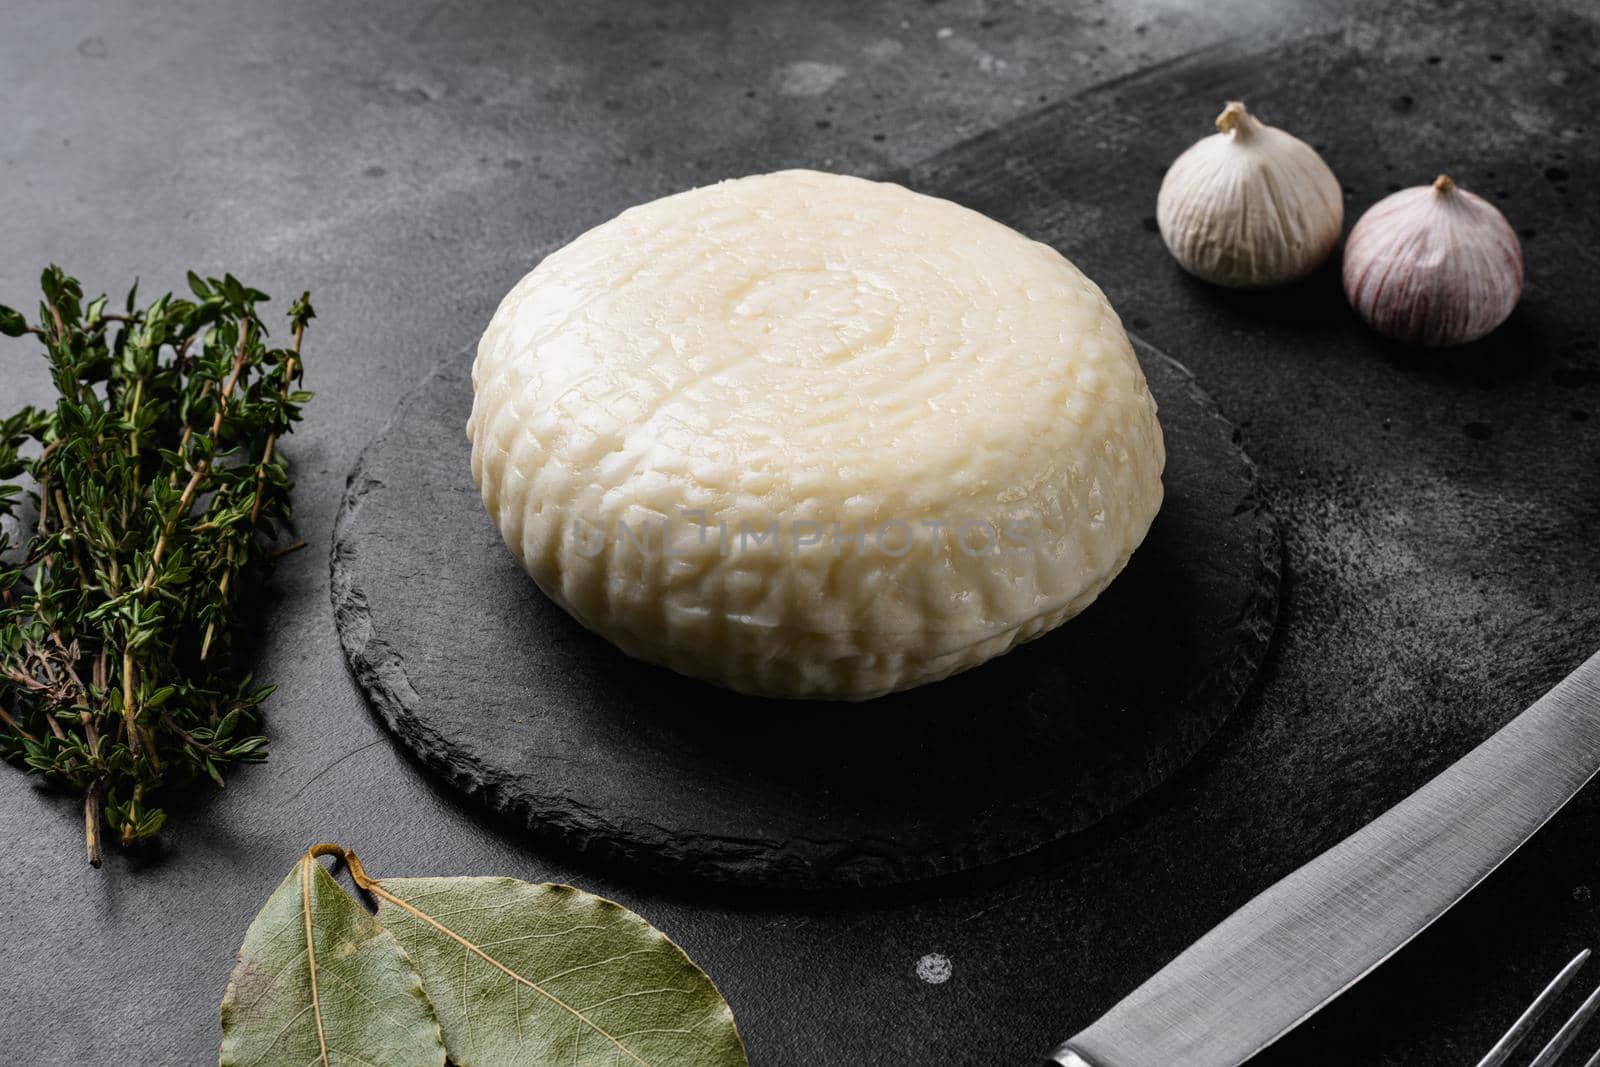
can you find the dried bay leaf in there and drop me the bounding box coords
[219,849,446,1067]
[343,855,747,1067]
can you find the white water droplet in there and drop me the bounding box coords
[916,953,953,984]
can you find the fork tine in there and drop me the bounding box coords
[1581,1046,1600,1067]
[1475,949,1591,1067]
[1527,980,1600,1067]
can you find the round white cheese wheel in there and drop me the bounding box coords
[469,170,1164,700]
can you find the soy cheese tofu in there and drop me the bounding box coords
[469,171,1164,700]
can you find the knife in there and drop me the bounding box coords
[1051,649,1600,1067]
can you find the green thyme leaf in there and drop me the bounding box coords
[0,305,27,337]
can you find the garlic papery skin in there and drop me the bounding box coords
[1342,174,1523,347]
[1156,101,1344,288]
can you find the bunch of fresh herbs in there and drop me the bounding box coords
[0,267,312,865]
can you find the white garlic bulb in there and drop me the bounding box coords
[1157,101,1344,287]
[1342,175,1523,347]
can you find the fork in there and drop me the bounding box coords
[1476,949,1600,1067]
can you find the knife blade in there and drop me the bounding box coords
[1051,649,1600,1067]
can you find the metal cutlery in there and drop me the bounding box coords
[1050,649,1600,1067]
[1476,948,1600,1067]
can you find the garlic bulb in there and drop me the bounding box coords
[1342,175,1523,347]
[1156,101,1344,288]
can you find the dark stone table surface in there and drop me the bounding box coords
[2,2,1597,1064]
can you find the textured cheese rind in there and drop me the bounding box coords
[469,170,1164,700]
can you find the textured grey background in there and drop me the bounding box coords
[2,1,1598,1065]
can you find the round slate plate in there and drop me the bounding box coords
[330,337,1279,889]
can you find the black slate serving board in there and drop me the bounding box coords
[331,338,1278,889]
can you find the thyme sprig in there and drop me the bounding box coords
[0,267,313,866]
